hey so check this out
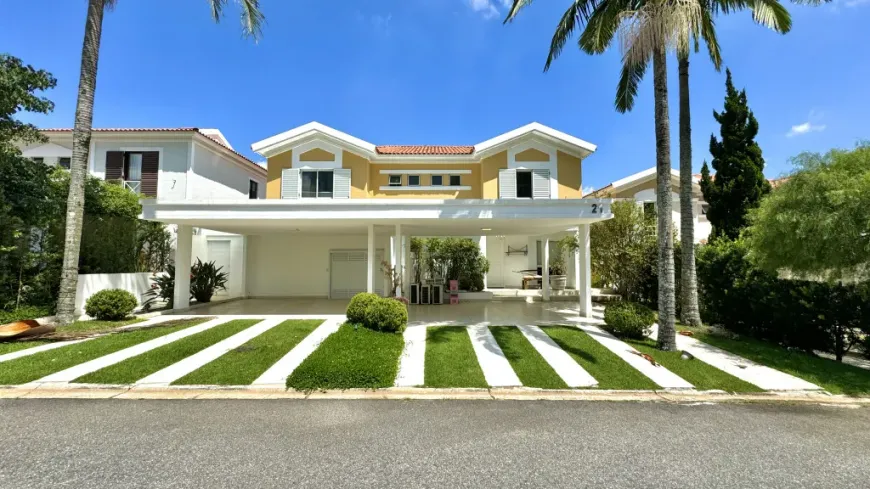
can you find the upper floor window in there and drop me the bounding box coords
[31,157,44,165]
[301,170,333,198]
[516,170,533,199]
[249,180,259,199]
[388,175,402,187]
[58,157,71,169]
[449,175,461,186]
[431,175,443,186]
[124,153,143,193]
[408,175,420,186]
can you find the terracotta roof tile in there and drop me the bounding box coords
[376,145,474,155]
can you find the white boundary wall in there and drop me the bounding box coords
[74,272,153,315]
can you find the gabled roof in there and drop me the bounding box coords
[587,166,687,198]
[251,121,597,161]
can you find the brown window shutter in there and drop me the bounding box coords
[105,151,124,181]
[141,152,159,197]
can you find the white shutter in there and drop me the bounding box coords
[532,169,550,199]
[281,168,299,199]
[498,169,516,199]
[333,169,351,199]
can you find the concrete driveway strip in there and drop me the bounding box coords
[395,325,427,387]
[26,317,234,386]
[467,324,522,387]
[251,317,344,387]
[0,338,94,364]
[519,325,598,388]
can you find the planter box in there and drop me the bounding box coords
[550,275,567,290]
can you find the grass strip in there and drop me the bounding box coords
[75,319,261,384]
[694,332,870,396]
[0,340,53,356]
[542,326,659,390]
[59,317,146,334]
[424,326,487,388]
[174,319,323,386]
[490,326,568,389]
[0,318,209,385]
[286,323,404,391]
[625,338,763,393]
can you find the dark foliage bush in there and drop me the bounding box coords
[364,297,408,333]
[603,301,656,339]
[84,289,137,321]
[346,293,380,325]
[190,259,228,303]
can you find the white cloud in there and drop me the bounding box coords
[468,0,500,19]
[582,185,596,196]
[844,0,869,7]
[787,121,827,138]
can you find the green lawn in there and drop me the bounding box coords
[0,318,209,385]
[174,319,322,386]
[625,338,763,393]
[424,326,487,388]
[75,319,261,384]
[286,324,404,391]
[57,317,146,334]
[542,326,659,390]
[694,332,870,396]
[0,339,52,356]
[490,326,567,389]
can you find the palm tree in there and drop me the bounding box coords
[505,0,790,349]
[55,0,264,324]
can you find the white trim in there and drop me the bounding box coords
[20,142,72,158]
[379,185,472,191]
[475,122,596,158]
[252,122,377,158]
[609,166,682,192]
[291,139,343,169]
[378,169,472,175]
[508,140,558,199]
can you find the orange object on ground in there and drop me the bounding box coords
[0,320,55,340]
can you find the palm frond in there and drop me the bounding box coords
[700,8,722,70]
[208,0,265,40]
[748,0,792,33]
[504,0,535,23]
[618,0,704,63]
[579,0,628,55]
[615,56,648,113]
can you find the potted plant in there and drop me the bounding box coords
[549,251,567,290]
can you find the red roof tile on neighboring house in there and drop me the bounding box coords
[375,145,475,155]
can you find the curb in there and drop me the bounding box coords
[1,385,868,405]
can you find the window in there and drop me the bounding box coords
[249,180,259,199]
[31,157,44,165]
[516,170,533,198]
[58,157,71,169]
[301,170,333,198]
[408,175,420,186]
[389,175,402,187]
[431,175,443,186]
[643,202,656,219]
[124,152,143,193]
[449,175,461,186]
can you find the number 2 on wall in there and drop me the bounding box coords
[591,204,605,214]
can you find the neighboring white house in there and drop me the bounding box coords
[139,121,614,317]
[18,128,268,310]
[587,166,712,244]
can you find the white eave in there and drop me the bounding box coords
[609,167,683,193]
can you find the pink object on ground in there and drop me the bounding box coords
[450,295,459,305]
[449,280,459,292]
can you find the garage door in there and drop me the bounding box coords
[330,250,383,299]
[207,240,231,296]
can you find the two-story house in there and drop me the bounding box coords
[141,122,612,317]
[18,128,268,301]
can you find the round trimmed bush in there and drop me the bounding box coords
[346,292,381,325]
[364,297,408,333]
[84,289,138,321]
[603,301,655,339]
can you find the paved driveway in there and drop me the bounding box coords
[2,399,868,488]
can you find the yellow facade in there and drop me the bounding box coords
[265,146,587,200]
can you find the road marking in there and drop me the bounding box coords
[519,325,598,388]
[252,317,344,387]
[395,325,427,387]
[134,318,288,386]
[575,324,694,389]
[648,325,821,391]
[467,324,522,387]
[28,317,234,385]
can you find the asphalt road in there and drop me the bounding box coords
[1,399,869,488]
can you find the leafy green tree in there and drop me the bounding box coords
[590,201,657,302]
[0,54,57,154]
[748,143,870,281]
[56,0,266,324]
[700,69,771,240]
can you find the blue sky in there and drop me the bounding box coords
[2,0,868,190]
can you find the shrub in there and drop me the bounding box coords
[0,305,53,325]
[84,289,138,321]
[603,301,655,339]
[346,292,380,324]
[364,297,408,333]
[190,258,228,303]
[152,267,175,308]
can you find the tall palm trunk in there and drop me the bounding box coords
[56,0,104,324]
[678,54,702,326]
[653,45,676,351]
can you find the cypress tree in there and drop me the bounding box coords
[701,69,771,240]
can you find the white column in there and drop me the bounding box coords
[174,224,193,310]
[367,224,375,294]
[573,229,581,290]
[393,224,402,297]
[479,235,488,290]
[578,224,592,317]
[542,236,550,302]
